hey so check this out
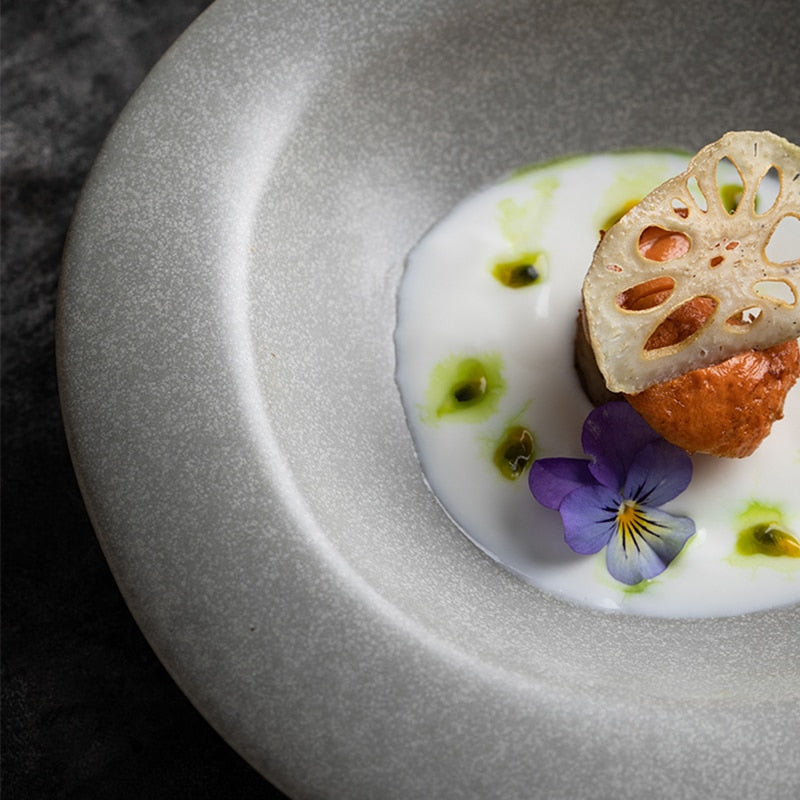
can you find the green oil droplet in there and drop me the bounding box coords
[719,183,743,214]
[736,523,800,558]
[622,579,649,594]
[451,374,486,405]
[600,198,640,233]
[493,426,536,480]
[492,254,546,288]
[728,501,800,573]
[423,354,505,424]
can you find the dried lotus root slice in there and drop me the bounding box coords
[582,130,800,394]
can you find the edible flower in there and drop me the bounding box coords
[529,402,695,585]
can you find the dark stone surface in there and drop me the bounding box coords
[1,2,288,797]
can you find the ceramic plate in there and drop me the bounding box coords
[57,1,800,797]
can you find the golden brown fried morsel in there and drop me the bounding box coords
[625,340,800,458]
[574,311,800,458]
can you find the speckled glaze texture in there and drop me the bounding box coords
[57,1,800,798]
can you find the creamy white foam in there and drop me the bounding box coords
[395,152,800,618]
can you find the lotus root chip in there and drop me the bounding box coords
[582,130,800,394]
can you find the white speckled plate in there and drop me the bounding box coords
[57,1,800,798]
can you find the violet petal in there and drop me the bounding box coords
[623,439,694,507]
[528,457,594,510]
[605,505,696,585]
[559,483,620,555]
[582,402,661,491]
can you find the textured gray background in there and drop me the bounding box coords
[1,1,285,796]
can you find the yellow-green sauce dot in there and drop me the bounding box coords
[493,426,536,480]
[423,354,505,424]
[719,183,744,214]
[728,501,800,573]
[736,523,800,558]
[492,254,546,288]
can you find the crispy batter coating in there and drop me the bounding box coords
[625,340,799,458]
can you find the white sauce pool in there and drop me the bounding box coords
[395,151,800,618]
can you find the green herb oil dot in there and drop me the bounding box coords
[492,254,546,288]
[425,354,505,423]
[736,522,800,558]
[719,183,744,214]
[451,373,486,406]
[493,426,536,480]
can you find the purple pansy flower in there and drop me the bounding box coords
[529,402,695,585]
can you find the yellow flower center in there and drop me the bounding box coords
[617,501,639,526]
[616,500,650,552]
